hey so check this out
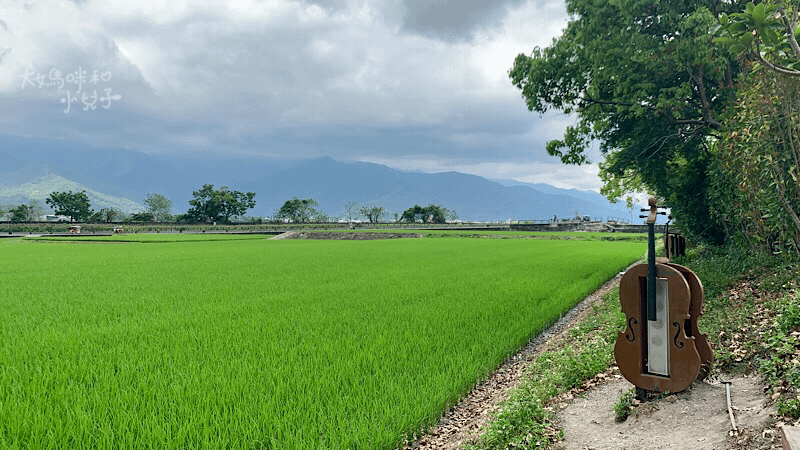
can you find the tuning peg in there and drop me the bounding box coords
[640,208,649,212]
[638,215,647,218]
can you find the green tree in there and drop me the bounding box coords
[276,198,321,223]
[46,190,93,222]
[144,193,173,222]
[509,0,748,244]
[9,201,44,223]
[187,184,256,223]
[359,205,386,224]
[400,204,453,224]
[710,69,800,254]
[10,205,29,223]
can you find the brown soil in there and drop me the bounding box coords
[555,373,778,450]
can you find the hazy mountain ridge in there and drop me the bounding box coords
[1,135,636,221]
[241,157,635,221]
[0,173,145,214]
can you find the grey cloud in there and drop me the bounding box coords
[401,0,527,41]
[2,0,579,185]
[17,26,156,111]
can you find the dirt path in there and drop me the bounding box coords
[556,373,777,449]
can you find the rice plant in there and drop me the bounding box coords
[0,236,642,449]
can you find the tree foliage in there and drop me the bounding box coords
[716,1,800,76]
[275,198,321,223]
[89,208,123,223]
[710,67,800,254]
[187,185,256,223]
[9,201,43,223]
[400,204,455,224]
[46,190,93,222]
[144,193,173,222]
[359,205,386,224]
[706,2,800,256]
[10,205,29,223]
[510,0,748,244]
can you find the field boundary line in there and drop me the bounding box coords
[270,231,298,240]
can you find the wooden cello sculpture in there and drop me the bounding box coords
[613,197,705,393]
[666,262,714,379]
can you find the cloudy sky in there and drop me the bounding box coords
[0,0,606,190]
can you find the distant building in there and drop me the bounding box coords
[42,215,70,222]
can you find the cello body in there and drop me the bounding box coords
[614,263,702,393]
[665,262,713,378]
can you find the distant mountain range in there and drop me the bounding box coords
[0,134,638,221]
[0,173,145,214]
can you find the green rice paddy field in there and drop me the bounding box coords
[0,234,644,449]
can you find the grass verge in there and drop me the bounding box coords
[465,283,627,449]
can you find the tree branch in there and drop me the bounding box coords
[577,96,637,108]
[688,64,724,129]
[751,48,800,77]
[777,6,800,61]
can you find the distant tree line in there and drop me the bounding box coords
[1,186,458,225]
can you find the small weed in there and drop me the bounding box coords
[777,396,800,417]
[613,388,636,422]
[777,296,800,334]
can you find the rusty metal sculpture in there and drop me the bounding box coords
[613,197,712,394]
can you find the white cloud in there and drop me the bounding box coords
[469,0,568,89]
[357,156,605,193]
[514,162,602,191]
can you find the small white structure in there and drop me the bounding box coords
[42,215,70,222]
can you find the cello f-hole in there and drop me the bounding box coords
[626,317,638,342]
[673,322,685,348]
